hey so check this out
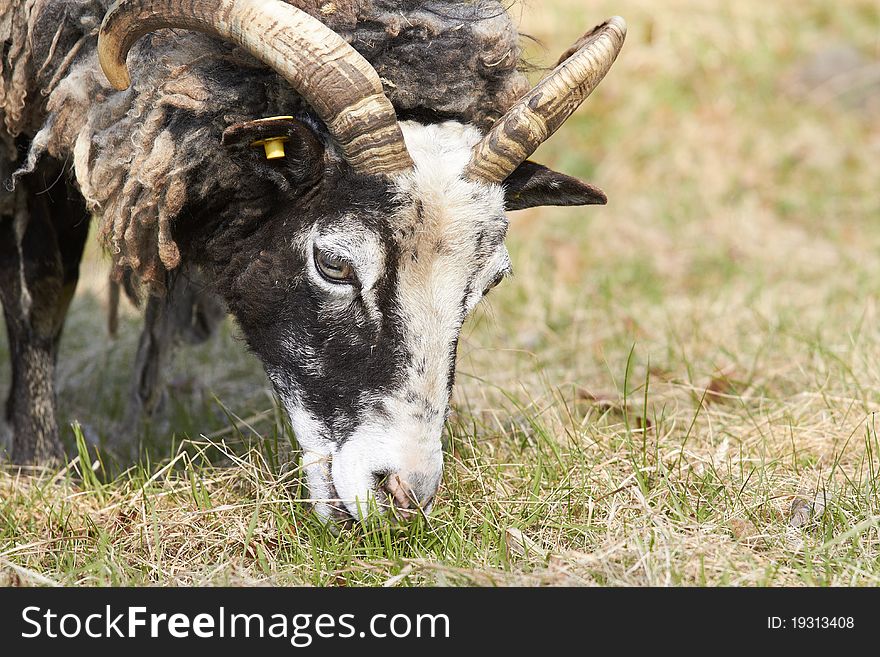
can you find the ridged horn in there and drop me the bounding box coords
[464,16,626,183]
[97,0,413,176]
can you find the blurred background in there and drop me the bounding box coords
[460,0,880,415]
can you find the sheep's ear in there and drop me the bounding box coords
[502,160,607,211]
[221,116,325,184]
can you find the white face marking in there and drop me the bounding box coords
[282,398,335,519]
[281,121,512,522]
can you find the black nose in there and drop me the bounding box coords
[375,473,433,521]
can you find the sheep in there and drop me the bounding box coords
[1,0,625,523]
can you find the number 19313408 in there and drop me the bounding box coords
[768,617,854,629]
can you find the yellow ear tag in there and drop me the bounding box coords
[248,116,295,160]
[251,136,288,160]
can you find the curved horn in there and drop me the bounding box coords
[464,16,626,183]
[98,0,413,176]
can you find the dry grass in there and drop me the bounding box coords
[2,0,880,585]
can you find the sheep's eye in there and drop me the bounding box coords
[483,272,505,296]
[314,247,355,284]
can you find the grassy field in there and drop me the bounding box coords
[2,0,879,586]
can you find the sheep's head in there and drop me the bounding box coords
[98,0,625,524]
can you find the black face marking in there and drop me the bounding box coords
[178,151,511,449]
[177,162,414,442]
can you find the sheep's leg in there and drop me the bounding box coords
[0,161,89,464]
[125,268,226,426]
[127,291,175,424]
